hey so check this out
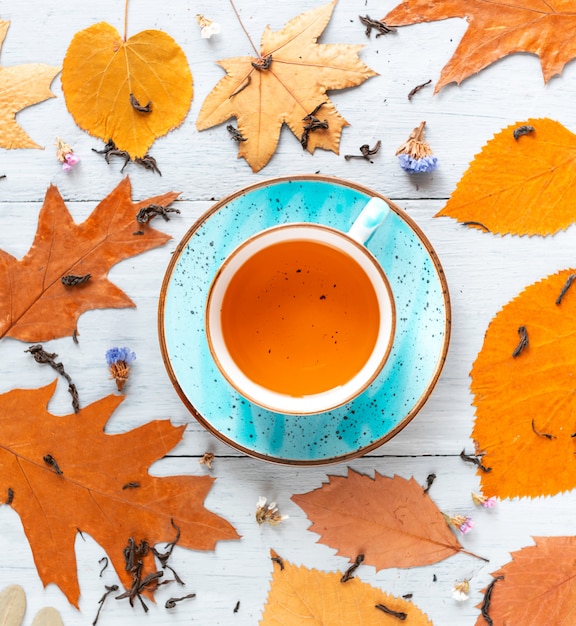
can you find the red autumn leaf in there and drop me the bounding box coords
[292,469,474,570]
[474,537,576,625]
[0,178,179,343]
[0,381,239,607]
[383,1,576,92]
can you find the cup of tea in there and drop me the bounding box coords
[205,197,396,414]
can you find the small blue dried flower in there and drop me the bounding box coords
[105,347,136,391]
[396,121,438,174]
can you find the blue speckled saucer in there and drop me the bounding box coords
[158,175,450,465]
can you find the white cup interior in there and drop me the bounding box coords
[205,224,395,414]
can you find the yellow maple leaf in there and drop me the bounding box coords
[196,0,377,172]
[260,553,432,625]
[436,118,576,236]
[471,269,576,498]
[61,22,193,159]
[0,21,60,149]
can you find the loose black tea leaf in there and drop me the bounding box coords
[513,125,535,140]
[61,273,91,286]
[122,481,141,490]
[129,93,152,113]
[402,593,413,599]
[98,556,109,577]
[152,519,185,585]
[301,102,329,149]
[375,603,407,620]
[407,79,431,100]
[25,344,80,413]
[92,584,119,626]
[556,273,576,305]
[233,601,240,613]
[480,575,504,626]
[43,454,63,474]
[251,54,272,70]
[531,418,556,440]
[227,124,247,142]
[460,449,492,473]
[6,487,13,505]
[270,550,285,570]
[136,203,180,224]
[359,15,396,37]
[423,473,436,493]
[340,554,364,582]
[134,154,162,175]
[512,325,529,357]
[165,593,196,609]
[462,220,490,232]
[344,141,381,162]
[228,75,251,99]
[92,139,161,174]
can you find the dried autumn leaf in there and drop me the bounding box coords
[471,269,576,499]
[62,22,192,158]
[292,469,474,569]
[474,537,576,625]
[196,0,377,172]
[436,118,576,236]
[0,382,239,607]
[0,177,179,343]
[384,1,576,92]
[260,553,432,625]
[0,21,59,149]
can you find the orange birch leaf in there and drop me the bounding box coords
[0,381,239,607]
[61,22,193,158]
[0,177,179,343]
[292,469,475,569]
[471,269,576,499]
[196,0,377,172]
[0,21,60,149]
[474,537,576,625]
[436,118,576,236]
[260,553,433,625]
[383,1,576,92]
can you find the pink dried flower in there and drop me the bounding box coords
[56,137,80,171]
[472,492,497,508]
[444,513,475,535]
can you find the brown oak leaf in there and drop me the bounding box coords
[0,21,60,149]
[471,269,576,499]
[474,537,576,625]
[0,381,239,607]
[436,118,576,236]
[383,1,576,92]
[0,177,179,343]
[196,0,377,172]
[261,552,433,625]
[292,469,477,569]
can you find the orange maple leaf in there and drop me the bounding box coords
[196,0,377,172]
[474,537,576,625]
[0,21,60,149]
[61,22,193,158]
[0,177,179,343]
[261,552,433,625]
[292,469,477,569]
[383,1,576,92]
[0,381,239,607]
[471,269,576,499]
[436,118,576,236]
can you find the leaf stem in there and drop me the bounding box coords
[123,0,129,41]
[460,548,489,562]
[228,0,259,56]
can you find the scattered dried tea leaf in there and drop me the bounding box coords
[0,381,239,606]
[292,469,474,569]
[260,554,432,625]
[384,1,576,92]
[62,22,192,158]
[0,177,179,343]
[0,21,60,149]
[197,0,377,172]
[436,118,576,236]
[471,269,576,498]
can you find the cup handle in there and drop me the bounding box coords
[346,196,390,245]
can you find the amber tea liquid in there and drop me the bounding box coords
[220,239,380,396]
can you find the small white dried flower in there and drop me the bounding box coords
[196,14,221,39]
[452,579,470,602]
[199,452,214,469]
[255,496,288,526]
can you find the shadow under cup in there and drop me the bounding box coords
[205,223,396,415]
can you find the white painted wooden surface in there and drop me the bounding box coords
[1,1,575,624]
